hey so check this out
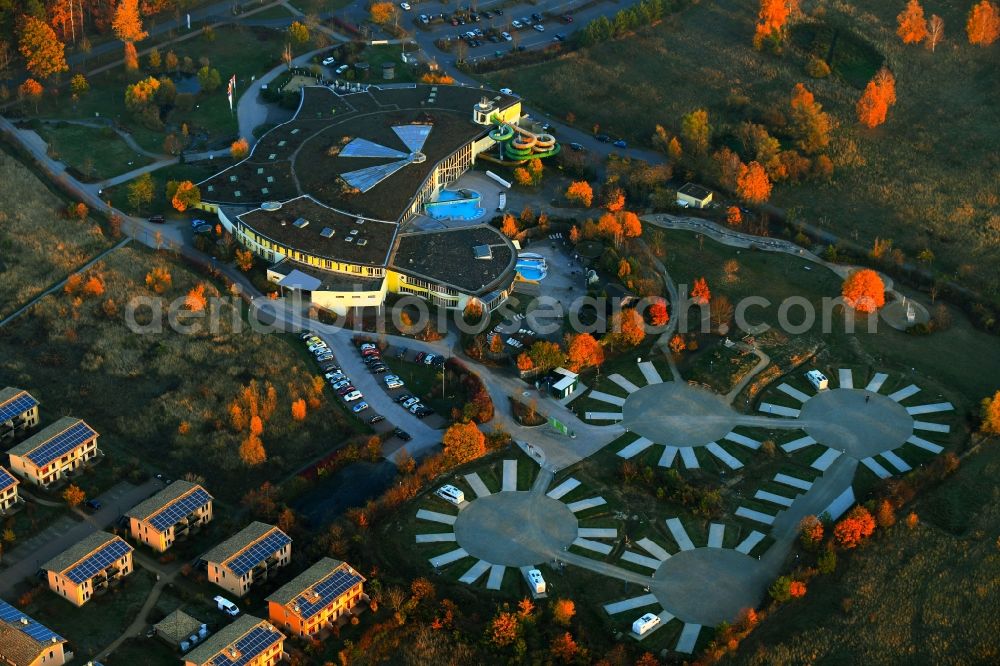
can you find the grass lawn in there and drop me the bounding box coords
[485,0,1000,298]
[0,244,361,504]
[37,25,287,154]
[104,161,221,216]
[23,568,157,660]
[35,123,154,182]
[732,441,1000,664]
[0,149,115,320]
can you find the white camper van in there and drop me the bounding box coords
[214,596,240,617]
[632,612,661,636]
[435,484,465,506]
[805,369,829,391]
[527,569,546,594]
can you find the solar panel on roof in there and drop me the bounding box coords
[0,599,64,644]
[292,568,363,621]
[0,392,37,423]
[226,531,291,576]
[207,625,280,666]
[148,488,212,532]
[63,538,132,584]
[25,421,96,467]
[0,467,15,492]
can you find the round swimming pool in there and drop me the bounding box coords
[424,189,485,221]
[515,254,548,281]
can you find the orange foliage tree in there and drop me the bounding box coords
[235,249,254,272]
[566,333,604,372]
[442,421,486,464]
[981,390,1000,434]
[875,499,896,527]
[669,334,687,353]
[841,269,885,313]
[620,211,642,237]
[18,78,44,111]
[185,284,208,311]
[690,277,711,305]
[169,180,201,212]
[736,161,773,203]
[113,0,147,70]
[799,515,824,549]
[602,185,626,212]
[145,266,172,293]
[897,0,929,44]
[419,72,455,84]
[240,435,267,466]
[62,484,85,507]
[726,206,742,227]
[966,0,1000,44]
[610,309,645,348]
[291,398,307,421]
[500,214,519,238]
[512,166,532,187]
[833,505,876,548]
[19,17,68,79]
[489,610,520,647]
[231,138,249,159]
[552,598,576,626]
[754,0,799,48]
[565,180,593,207]
[649,298,669,327]
[788,581,807,598]
[856,68,897,128]
[516,352,534,372]
[370,2,397,24]
[550,632,579,662]
[82,275,105,297]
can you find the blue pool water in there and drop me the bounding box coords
[515,256,548,281]
[424,189,485,221]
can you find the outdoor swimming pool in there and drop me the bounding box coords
[516,253,548,281]
[424,189,485,221]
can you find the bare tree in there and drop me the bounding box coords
[926,14,944,51]
[454,39,468,63]
[0,41,10,77]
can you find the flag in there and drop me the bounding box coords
[227,75,236,111]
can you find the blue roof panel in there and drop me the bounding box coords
[226,531,291,576]
[0,467,16,492]
[207,626,281,666]
[0,598,64,645]
[64,538,133,584]
[294,568,363,621]
[148,487,212,532]
[25,420,97,467]
[0,392,37,423]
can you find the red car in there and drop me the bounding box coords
[561,14,574,23]
[336,385,356,396]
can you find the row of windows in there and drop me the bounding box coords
[239,227,385,277]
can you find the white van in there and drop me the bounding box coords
[805,369,829,391]
[214,596,240,617]
[632,612,661,636]
[435,484,465,506]
[527,568,546,594]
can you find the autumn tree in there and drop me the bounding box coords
[897,0,929,44]
[19,17,68,79]
[789,83,832,154]
[528,340,567,372]
[788,581,807,598]
[875,499,896,528]
[113,0,148,71]
[680,109,711,154]
[185,284,208,311]
[841,269,886,313]
[799,515,824,549]
[516,352,534,372]
[754,0,799,48]
[690,277,711,305]
[669,334,686,353]
[18,78,43,112]
[550,632,579,662]
[966,0,1000,44]
[566,333,604,372]
[442,421,486,464]
[926,14,945,51]
[168,180,201,212]
[62,484,85,507]
[145,266,172,293]
[235,249,254,272]
[736,161,772,203]
[609,308,645,348]
[552,598,576,626]
[602,185,626,212]
[649,298,669,326]
[291,398,307,421]
[726,205,743,227]
[240,435,267,466]
[500,214,519,238]
[370,2,397,24]
[833,505,876,548]
[565,180,593,207]
[489,610,520,647]
[70,74,89,96]
[980,390,1000,434]
[620,211,642,237]
[231,138,249,159]
[856,72,894,129]
[288,21,309,45]
[127,172,155,213]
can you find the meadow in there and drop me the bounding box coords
[485,0,1000,299]
[0,150,113,320]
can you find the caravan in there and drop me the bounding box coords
[632,612,661,636]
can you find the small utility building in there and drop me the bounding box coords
[550,368,579,399]
[676,182,713,209]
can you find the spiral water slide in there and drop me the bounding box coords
[488,122,560,162]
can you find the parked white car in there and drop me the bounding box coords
[342,391,363,402]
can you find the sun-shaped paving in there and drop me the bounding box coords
[338,124,432,192]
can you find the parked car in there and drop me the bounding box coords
[569,142,585,151]
[85,499,102,511]
[352,402,369,413]
[214,596,240,617]
[335,64,349,75]
[342,391,363,402]
[393,428,412,441]
[595,134,612,143]
[396,393,414,404]
[494,8,503,16]
[316,353,334,362]
[336,385,356,396]
[500,87,513,95]
[369,414,385,424]
[369,365,388,374]
[399,2,411,10]
[531,12,543,21]
[533,24,545,32]
[511,19,523,29]
[415,407,434,418]
[614,139,628,148]
[299,332,314,341]
[360,343,376,350]
[402,397,421,409]
[501,31,512,41]
[561,14,574,23]
[332,379,351,390]
[419,14,429,24]
[408,403,426,414]
[554,33,566,41]
[322,56,336,66]
[386,380,405,390]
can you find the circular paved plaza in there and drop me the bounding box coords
[622,382,737,447]
[799,388,913,459]
[652,549,770,626]
[453,492,578,567]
